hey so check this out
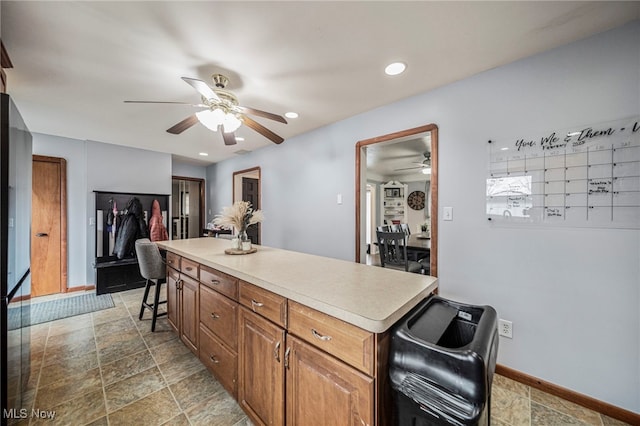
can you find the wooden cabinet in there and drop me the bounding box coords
[167,267,180,331]
[200,323,238,397]
[239,281,287,328]
[179,274,199,353]
[165,254,199,354]
[285,335,374,426]
[288,300,374,376]
[165,249,389,425]
[198,268,239,397]
[238,307,285,426]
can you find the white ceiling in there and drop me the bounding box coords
[2,2,638,166]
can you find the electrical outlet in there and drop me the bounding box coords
[498,319,513,338]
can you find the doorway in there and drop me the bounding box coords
[171,176,204,240]
[355,124,438,276]
[31,155,67,296]
[233,167,261,245]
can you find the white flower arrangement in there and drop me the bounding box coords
[212,201,264,235]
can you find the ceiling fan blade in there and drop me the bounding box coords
[167,115,199,134]
[222,132,237,146]
[394,166,423,171]
[181,77,220,102]
[125,100,190,104]
[238,106,287,124]
[124,101,208,108]
[243,116,284,144]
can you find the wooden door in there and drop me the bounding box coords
[31,156,67,296]
[166,267,180,332]
[238,308,285,426]
[286,335,374,426]
[180,274,199,354]
[242,177,260,245]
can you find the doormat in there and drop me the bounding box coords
[8,293,115,330]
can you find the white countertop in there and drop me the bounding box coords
[157,238,438,333]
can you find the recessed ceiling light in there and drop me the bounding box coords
[385,62,406,76]
[199,152,208,156]
[236,137,245,142]
[285,112,299,119]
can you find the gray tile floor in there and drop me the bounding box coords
[18,288,631,426]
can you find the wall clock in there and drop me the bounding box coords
[407,190,425,210]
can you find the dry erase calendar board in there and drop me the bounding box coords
[487,116,640,229]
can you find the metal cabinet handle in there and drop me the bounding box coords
[211,279,220,285]
[251,299,264,312]
[185,266,193,271]
[210,312,220,320]
[274,341,281,362]
[311,329,332,341]
[284,347,291,369]
[209,354,219,364]
[36,233,48,237]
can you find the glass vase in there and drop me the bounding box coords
[239,230,251,251]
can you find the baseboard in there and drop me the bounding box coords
[496,364,640,425]
[65,285,96,293]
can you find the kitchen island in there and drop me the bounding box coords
[157,237,437,425]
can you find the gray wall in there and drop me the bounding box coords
[32,135,172,287]
[208,22,640,412]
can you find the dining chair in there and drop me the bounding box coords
[135,238,167,331]
[400,223,411,235]
[376,231,423,274]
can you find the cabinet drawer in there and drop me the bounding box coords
[200,284,238,350]
[200,265,238,301]
[166,252,181,271]
[239,281,287,328]
[199,324,237,398]
[288,301,374,376]
[181,258,199,280]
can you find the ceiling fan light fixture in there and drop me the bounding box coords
[285,112,298,119]
[223,114,242,133]
[385,62,406,76]
[196,109,225,131]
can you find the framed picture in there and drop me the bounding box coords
[392,188,401,197]
[385,188,394,197]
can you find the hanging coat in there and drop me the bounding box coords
[148,199,169,242]
[113,197,149,259]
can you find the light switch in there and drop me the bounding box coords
[443,207,453,221]
[89,217,95,226]
[337,194,343,205]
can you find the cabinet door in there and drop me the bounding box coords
[180,274,199,354]
[286,335,374,426]
[238,308,285,426]
[166,267,180,332]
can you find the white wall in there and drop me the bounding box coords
[33,135,172,286]
[208,22,640,412]
[171,160,207,180]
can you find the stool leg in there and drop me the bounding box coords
[151,279,162,332]
[139,279,152,320]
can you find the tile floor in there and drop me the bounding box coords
[16,288,631,426]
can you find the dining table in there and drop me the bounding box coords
[406,233,431,250]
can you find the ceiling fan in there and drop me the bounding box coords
[125,74,287,146]
[395,151,432,172]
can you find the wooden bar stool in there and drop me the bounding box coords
[134,238,167,331]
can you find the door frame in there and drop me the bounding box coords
[32,155,68,293]
[355,124,438,277]
[172,175,205,238]
[233,166,261,244]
